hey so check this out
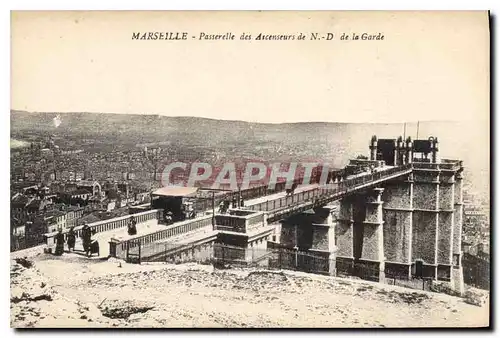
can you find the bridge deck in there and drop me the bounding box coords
[245,166,395,207]
[245,164,411,219]
[90,220,164,256]
[130,226,217,259]
[37,164,412,261]
[46,219,165,257]
[244,184,320,206]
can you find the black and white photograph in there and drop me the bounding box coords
[9,10,490,328]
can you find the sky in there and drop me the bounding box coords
[11,11,490,124]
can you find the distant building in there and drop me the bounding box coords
[12,223,26,237]
[77,180,102,197]
[66,189,92,201]
[65,205,84,228]
[43,210,67,232]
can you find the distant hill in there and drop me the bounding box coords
[10,110,489,195]
[9,110,404,144]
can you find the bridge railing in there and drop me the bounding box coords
[438,160,463,171]
[193,176,310,213]
[111,214,213,260]
[412,162,439,170]
[246,164,413,213]
[214,211,266,233]
[412,160,463,171]
[44,209,161,246]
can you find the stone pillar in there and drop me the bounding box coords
[412,168,441,280]
[362,188,385,282]
[451,169,465,295]
[279,220,297,248]
[382,173,414,279]
[436,171,455,282]
[406,138,413,164]
[370,136,378,161]
[393,140,398,166]
[432,138,440,164]
[311,206,337,275]
[434,172,440,280]
[396,137,404,166]
[336,199,354,260]
[408,172,414,277]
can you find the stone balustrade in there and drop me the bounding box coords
[215,210,266,233]
[44,209,161,246]
[111,214,213,259]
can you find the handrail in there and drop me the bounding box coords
[112,214,214,259]
[247,164,413,213]
[44,209,161,245]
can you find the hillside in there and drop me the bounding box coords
[11,250,489,328]
[10,110,489,195]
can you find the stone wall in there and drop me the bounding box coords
[412,211,437,264]
[437,212,453,265]
[385,262,410,277]
[167,241,214,263]
[413,183,437,210]
[383,210,411,263]
[339,199,353,221]
[297,224,313,249]
[382,183,411,209]
[453,204,463,254]
[246,237,268,261]
[454,177,463,203]
[364,204,379,223]
[279,222,314,249]
[215,215,246,233]
[214,244,246,261]
[360,224,379,261]
[413,171,438,183]
[453,177,463,256]
[352,199,366,260]
[216,232,247,247]
[439,184,454,210]
[335,221,353,258]
[311,226,330,251]
[279,223,297,247]
[437,264,451,281]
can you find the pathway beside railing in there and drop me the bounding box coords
[110,214,213,260]
[246,164,413,214]
[193,176,311,213]
[44,209,161,246]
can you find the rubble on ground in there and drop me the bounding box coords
[10,255,490,328]
[10,258,119,328]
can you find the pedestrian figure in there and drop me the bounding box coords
[165,211,173,225]
[231,197,237,209]
[163,208,172,224]
[286,183,298,197]
[218,201,225,214]
[240,198,245,207]
[81,222,92,256]
[89,239,100,257]
[127,216,137,236]
[67,226,76,252]
[54,229,65,256]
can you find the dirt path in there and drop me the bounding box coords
[11,254,490,328]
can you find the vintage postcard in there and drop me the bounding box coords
[10,10,490,328]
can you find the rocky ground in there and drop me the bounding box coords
[10,249,490,328]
